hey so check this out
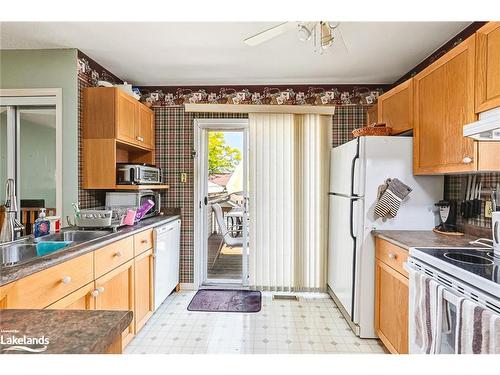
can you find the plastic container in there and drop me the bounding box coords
[33,209,51,238]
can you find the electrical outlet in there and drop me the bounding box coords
[485,200,493,218]
[180,173,187,183]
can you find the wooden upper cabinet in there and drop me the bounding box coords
[136,104,154,149]
[475,22,500,113]
[366,105,378,126]
[116,89,138,145]
[413,35,478,175]
[377,78,413,134]
[83,87,154,150]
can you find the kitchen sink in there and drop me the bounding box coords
[34,230,112,243]
[1,243,38,267]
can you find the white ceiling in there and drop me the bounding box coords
[0,22,470,85]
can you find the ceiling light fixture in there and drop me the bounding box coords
[297,24,312,42]
[243,21,347,55]
[320,22,335,49]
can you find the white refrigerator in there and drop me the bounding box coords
[327,136,443,338]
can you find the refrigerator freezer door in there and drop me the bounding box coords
[327,194,361,319]
[330,139,362,196]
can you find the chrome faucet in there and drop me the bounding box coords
[0,179,25,243]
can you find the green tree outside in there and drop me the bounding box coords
[208,132,241,175]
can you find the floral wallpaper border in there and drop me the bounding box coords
[135,85,387,107]
[77,51,123,86]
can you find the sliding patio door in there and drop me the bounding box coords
[248,113,330,291]
[195,119,249,286]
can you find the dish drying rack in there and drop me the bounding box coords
[74,207,138,229]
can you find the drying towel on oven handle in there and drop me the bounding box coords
[455,298,500,354]
[408,265,445,354]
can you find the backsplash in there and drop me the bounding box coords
[444,172,500,236]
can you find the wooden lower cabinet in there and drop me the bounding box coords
[134,248,154,333]
[0,252,94,309]
[375,239,409,354]
[46,282,96,310]
[95,260,135,349]
[0,229,164,351]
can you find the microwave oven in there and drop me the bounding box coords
[105,190,160,219]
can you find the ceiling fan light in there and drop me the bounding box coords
[320,22,334,49]
[297,24,311,42]
[321,35,334,49]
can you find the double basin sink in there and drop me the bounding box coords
[0,230,112,268]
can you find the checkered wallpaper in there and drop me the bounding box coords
[153,105,365,283]
[332,106,367,147]
[444,172,500,232]
[77,75,106,209]
[154,107,248,283]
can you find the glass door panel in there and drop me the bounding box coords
[0,107,7,204]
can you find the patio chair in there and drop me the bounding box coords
[211,203,248,269]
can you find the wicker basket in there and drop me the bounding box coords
[352,123,392,137]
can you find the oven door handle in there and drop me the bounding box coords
[405,261,463,307]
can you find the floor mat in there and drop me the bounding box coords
[187,289,261,313]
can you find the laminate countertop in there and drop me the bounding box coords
[0,214,180,286]
[372,230,485,251]
[0,309,132,354]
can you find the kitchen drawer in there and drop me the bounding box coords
[94,237,134,278]
[375,238,408,278]
[134,229,153,255]
[0,252,94,309]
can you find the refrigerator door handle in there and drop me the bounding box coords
[349,198,357,240]
[350,139,360,197]
[349,197,358,319]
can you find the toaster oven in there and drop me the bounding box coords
[116,163,161,185]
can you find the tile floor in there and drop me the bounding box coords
[125,291,387,354]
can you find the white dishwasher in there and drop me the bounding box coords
[153,219,181,310]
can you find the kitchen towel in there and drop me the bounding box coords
[455,299,500,354]
[374,178,413,219]
[409,266,445,354]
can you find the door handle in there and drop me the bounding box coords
[204,196,208,205]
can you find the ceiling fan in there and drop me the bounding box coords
[244,21,348,54]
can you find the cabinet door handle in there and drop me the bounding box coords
[97,287,105,294]
[114,251,122,257]
[136,136,144,142]
[462,157,473,164]
[91,289,100,298]
[388,252,397,260]
[141,239,148,244]
[61,276,72,284]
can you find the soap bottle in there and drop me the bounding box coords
[33,208,51,238]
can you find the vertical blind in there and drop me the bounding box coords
[248,113,330,291]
